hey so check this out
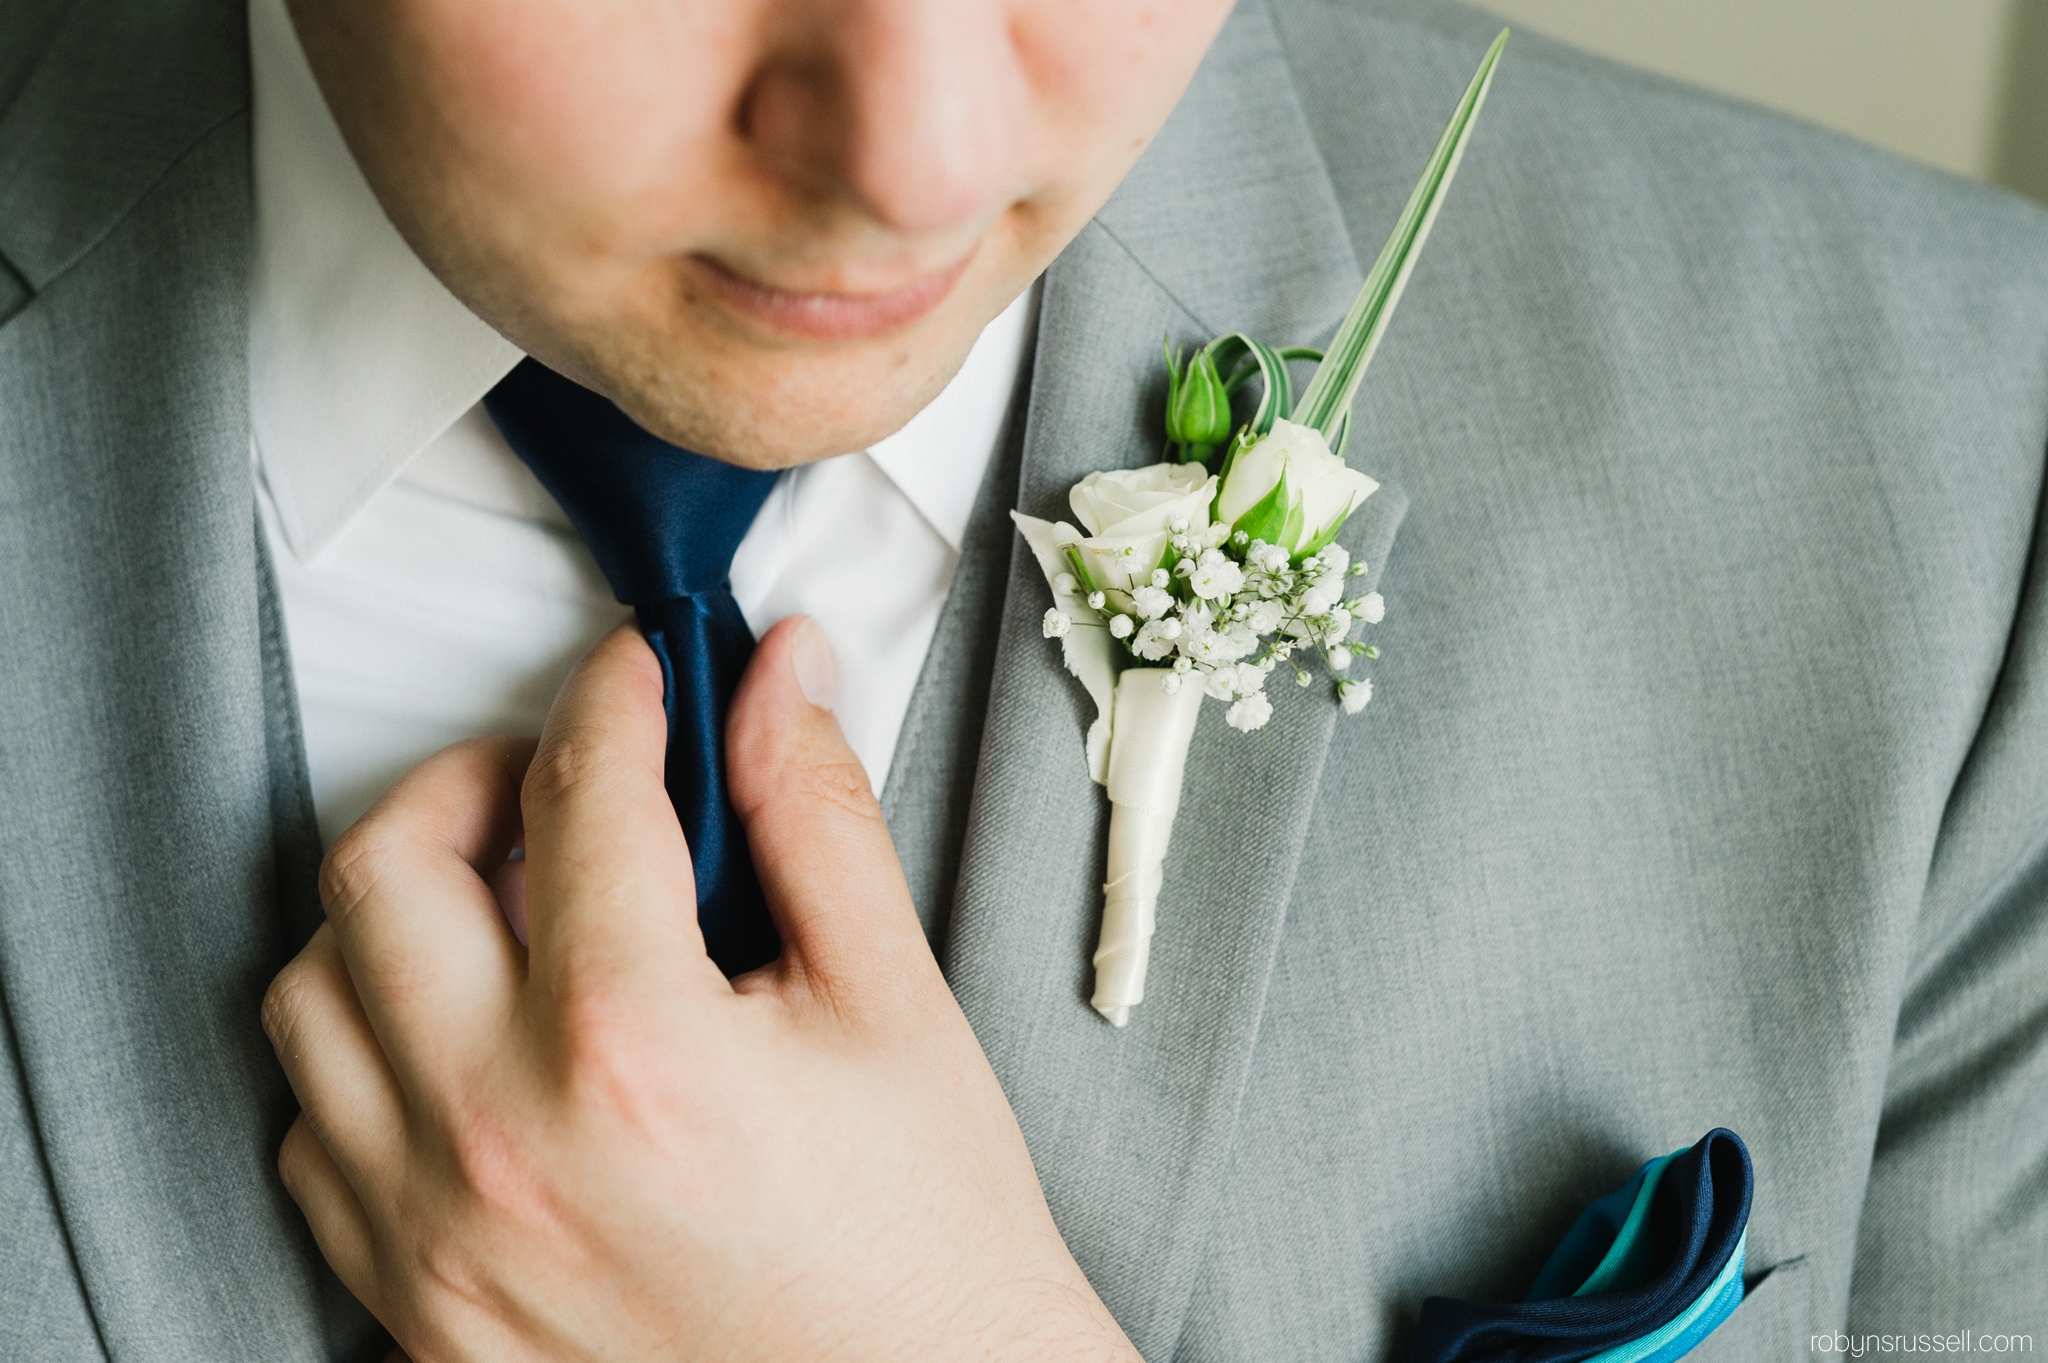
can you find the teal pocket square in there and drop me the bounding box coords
[1409,1129,1753,1363]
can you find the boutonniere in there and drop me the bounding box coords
[1013,30,1508,1027]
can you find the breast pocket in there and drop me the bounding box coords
[1683,1258,1811,1363]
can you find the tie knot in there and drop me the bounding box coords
[484,358,778,605]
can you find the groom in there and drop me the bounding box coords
[3,0,2047,1358]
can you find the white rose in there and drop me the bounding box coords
[1058,533,1148,594]
[1214,419,1378,555]
[1056,464,1217,593]
[1069,463,1216,538]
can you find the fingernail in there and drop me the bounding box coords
[792,617,837,710]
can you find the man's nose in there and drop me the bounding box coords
[743,0,1028,237]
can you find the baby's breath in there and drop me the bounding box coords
[1054,531,1383,732]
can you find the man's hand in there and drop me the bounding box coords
[262,620,1138,1363]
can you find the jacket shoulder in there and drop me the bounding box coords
[1272,0,2048,323]
[0,0,245,301]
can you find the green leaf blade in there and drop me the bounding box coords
[1290,27,1508,440]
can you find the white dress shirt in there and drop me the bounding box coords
[248,0,1033,846]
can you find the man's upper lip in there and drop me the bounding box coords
[686,251,973,341]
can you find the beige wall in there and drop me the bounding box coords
[1474,0,2048,204]
[2002,1,2048,203]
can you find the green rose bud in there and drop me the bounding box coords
[1164,342,1232,464]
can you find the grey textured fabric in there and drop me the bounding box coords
[4,0,2047,1361]
[0,3,381,1359]
[880,302,1037,948]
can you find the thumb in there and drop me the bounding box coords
[726,617,933,1004]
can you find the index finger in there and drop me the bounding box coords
[520,625,727,1003]
[317,737,533,1088]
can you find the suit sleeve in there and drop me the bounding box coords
[1849,438,2048,1338]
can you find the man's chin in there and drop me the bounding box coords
[538,302,990,470]
[599,361,957,472]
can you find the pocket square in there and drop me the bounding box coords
[1410,1129,1753,1363]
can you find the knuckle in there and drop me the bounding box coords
[554,981,638,1076]
[276,1123,308,1195]
[437,1105,574,1246]
[401,1210,520,1339]
[319,822,395,928]
[410,1233,489,1316]
[552,988,669,1135]
[521,724,620,812]
[442,734,509,768]
[261,961,313,1051]
[792,755,885,825]
[276,1117,335,1207]
[446,1115,533,1213]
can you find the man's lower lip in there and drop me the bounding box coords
[687,254,972,341]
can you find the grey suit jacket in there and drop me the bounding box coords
[4,0,2046,1359]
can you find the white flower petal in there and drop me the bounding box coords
[1069,464,1216,538]
[1225,692,1274,732]
[1301,581,1343,615]
[1131,585,1174,620]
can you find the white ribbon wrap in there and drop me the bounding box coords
[1010,509,1212,1027]
[1093,668,1204,1026]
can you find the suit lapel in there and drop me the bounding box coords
[938,3,1407,1355]
[880,305,1037,948]
[0,2,364,1358]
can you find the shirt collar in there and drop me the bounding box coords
[865,282,1036,554]
[249,0,521,560]
[250,0,1032,563]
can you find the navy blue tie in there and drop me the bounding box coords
[483,358,781,976]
